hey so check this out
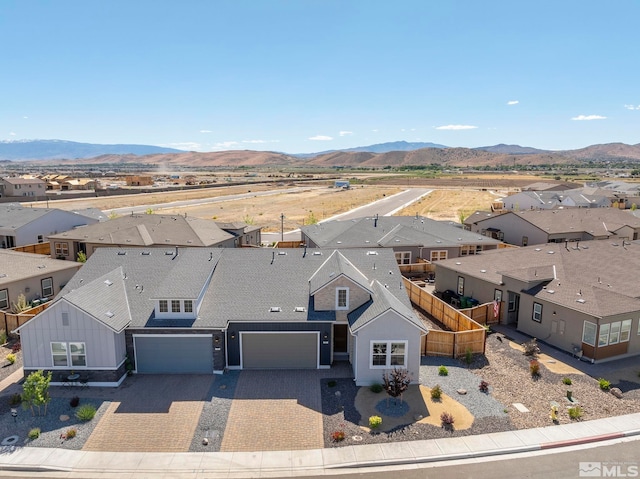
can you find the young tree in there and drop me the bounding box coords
[76,251,87,263]
[382,368,412,406]
[22,370,52,416]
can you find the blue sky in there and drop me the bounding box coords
[2,1,639,153]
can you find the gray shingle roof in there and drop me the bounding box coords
[302,216,502,249]
[309,250,372,294]
[0,249,81,285]
[0,205,93,232]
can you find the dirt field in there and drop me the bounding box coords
[397,189,502,222]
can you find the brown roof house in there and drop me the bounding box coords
[433,240,640,362]
[0,176,46,198]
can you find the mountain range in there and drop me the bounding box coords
[2,139,640,167]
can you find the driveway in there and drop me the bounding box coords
[81,375,214,452]
[221,366,352,452]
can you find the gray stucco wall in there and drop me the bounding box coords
[353,310,424,386]
[0,266,80,309]
[471,214,548,246]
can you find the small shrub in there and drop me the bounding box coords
[9,393,22,406]
[440,412,455,429]
[0,329,7,345]
[331,430,345,442]
[529,359,540,377]
[430,384,442,400]
[65,428,77,439]
[11,342,21,353]
[598,378,611,391]
[438,365,449,376]
[568,406,583,420]
[464,348,473,365]
[5,353,16,365]
[479,380,489,393]
[562,377,572,385]
[28,428,41,439]
[522,338,540,356]
[327,380,337,388]
[70,396,80,408]
[369,415,382,429]
[75,403,97,421]
[369,383,383,393]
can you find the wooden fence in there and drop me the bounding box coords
[398,262,435,276]
[403,277,486,357]
[460,301,502,326]
[0,303,50,336]
[11,242,51,255]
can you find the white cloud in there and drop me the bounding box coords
[9,132,16,136]
[571,115,607,121]
[168,142,201,150]
[199,129,212,133]
[23,116,28,119]
[339,131,353,136]
[214,141,239,148]
[308,135,333,141]
[507,100,519,105]
[435,125,478,130]
[624,104,640,110]
[371,129,379,132]
[242,139,267,144]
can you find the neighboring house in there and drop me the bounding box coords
[466,208,640,246]
[433,240,640,362]
[301,215,503,264]
[0,205,99,249]
[17,247,427,387]
[0,249,82,311]
[58,178,97,191]
[125,176,154,186]
[521,181,580,192]
[46,214,244,260]
[498,189,610,211]
[0,177,46,197]
[215,221,262,247]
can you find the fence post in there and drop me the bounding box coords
[452,333,456,358]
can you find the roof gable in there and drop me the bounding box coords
[309,250,373,294]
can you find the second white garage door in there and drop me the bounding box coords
[241,332,318,369]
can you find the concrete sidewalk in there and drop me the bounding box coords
[1,413,639,478]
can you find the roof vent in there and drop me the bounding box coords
[337,241,342,244]
[126,239,132,242]
[313,251,322,256]
[141,251,151,255]
[278,251,287,255]
[117,251,127,256]
[534,248,541,251]
[269,306,281,312]
[547,251,555,254]
[165,251,174,255]
[547,289,555,294]
[0,274,6,278]
[480,269,487,273]
[105,311,114,318]
[576,298,586,303]
[37,265,46,269]
[436,240,442,244]
[294,306,306,312]
[367,251,378,255]
[455,262,461,265]
[104,280,113,286]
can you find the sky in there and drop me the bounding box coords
[1,1,639,154]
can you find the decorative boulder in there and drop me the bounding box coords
[457,389,467,395]
[610,387,623,399]
[202,438,209,446]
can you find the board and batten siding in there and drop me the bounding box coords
[19,300,126,370]
[353,310,424,386]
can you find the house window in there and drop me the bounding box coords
[598,323,610,347]
[0,289,8,310]
[395,251,411,264]
[37,235,44,243]
[582,321,597,346]
[522,236,528,247]
[62,312,69,326]
[41,277,53,298]
[457,276,464,296]
[430,250,448,262]
[171,300,181,313]
[532,303,542,322]
[54,242,69,256]
[184,300,193,313]
[460,245,482,256]
[370,341,407,368]
[336,288,349,310]
[51,342,86,367]
[494,289,503,302]
[620,319,632,342]
[609,322,621,345]
[159,300,168,313]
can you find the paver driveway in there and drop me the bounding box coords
[221,366,351,452]
[82,375,214,452]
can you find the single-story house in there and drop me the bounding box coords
[301,215,503,264]
[0,205,99,249]
[16,247,427,387]
[433,240,640,362]
[46,214,257,260]
[466,208,640,246]
[214,221,262,247]
[0,249,82,311]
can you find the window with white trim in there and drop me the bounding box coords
[460,245,483,256]
[171,300,181,313]
[621,319,632,342]
[41,277,53,297]
[0,289,8,310]
[532,302,542,323]
[609,322,621,345]
[159,300,168,313]
[37,235,44,243]
[582,321,597,346]
[598,323,610,347]
[457,276,464,296]
[51,342,86,367]
[598,320,632,346]
[184,300,193,313]
[370,341,407,368]
[394,251,411,264]
[336,288,349,310]
[430,250,448,262]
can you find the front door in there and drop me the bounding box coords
[333,324,348,359]
[507,292,520,325]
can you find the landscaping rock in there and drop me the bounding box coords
[202,438,209,446]
[59,415,70,422]
[457,389,467,395]
[611,388,623,399]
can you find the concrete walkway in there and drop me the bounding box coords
[0,413,639,477]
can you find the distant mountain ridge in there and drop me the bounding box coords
[473,144,550,155]
[0,139,184,160]
[294,140,448,158]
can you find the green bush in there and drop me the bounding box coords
[464,348,473,365]
[0,329,7,345]
[369,415,382,429]
[562,377,572,385]
[369,383,383,393]
[568,406,583,420]
[431,384,443,400]
[438,365,449,376]
[9,393,21,406]
[75,403,97,421]
[28,428,41,439]
[529,359,540,377]
[65,428,77,439]
[5,353,16,365]
[598,378,611,391]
